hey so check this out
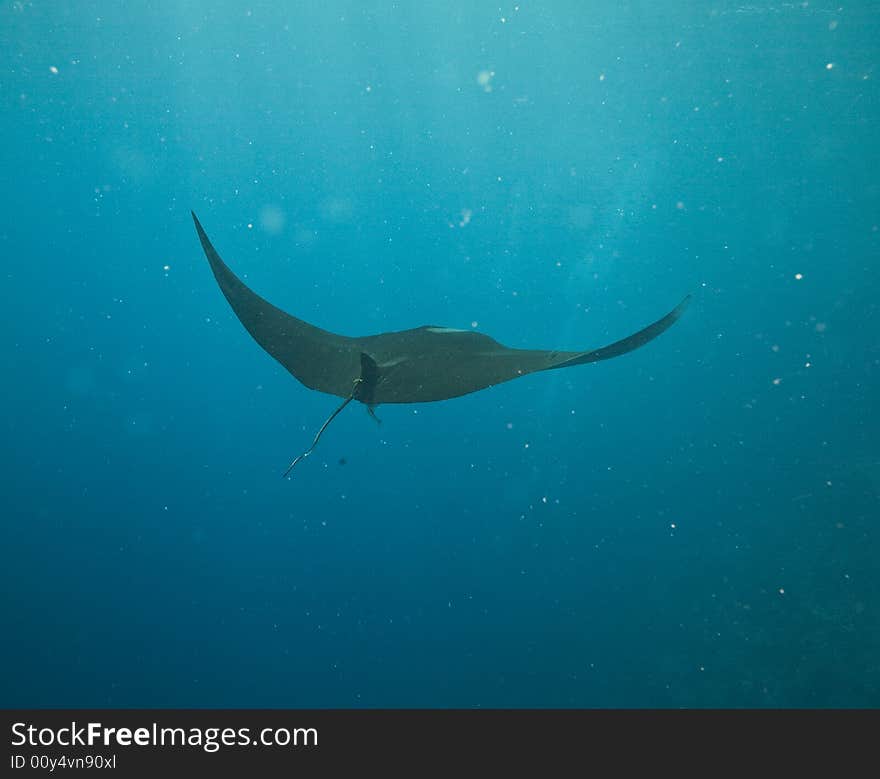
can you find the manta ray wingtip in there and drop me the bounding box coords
[674,293,693,317]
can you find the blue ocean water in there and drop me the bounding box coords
[2,2,878,708]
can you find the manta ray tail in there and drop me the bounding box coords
[282,353,380,477]
[281,390,359,478]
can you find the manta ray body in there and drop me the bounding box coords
[192,212,689,474]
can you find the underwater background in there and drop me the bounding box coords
[2,2,878,708]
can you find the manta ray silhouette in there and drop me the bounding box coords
[192,212,689,476]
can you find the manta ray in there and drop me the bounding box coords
[192,212,689,476]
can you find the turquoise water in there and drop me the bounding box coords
[2,2,878,707]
